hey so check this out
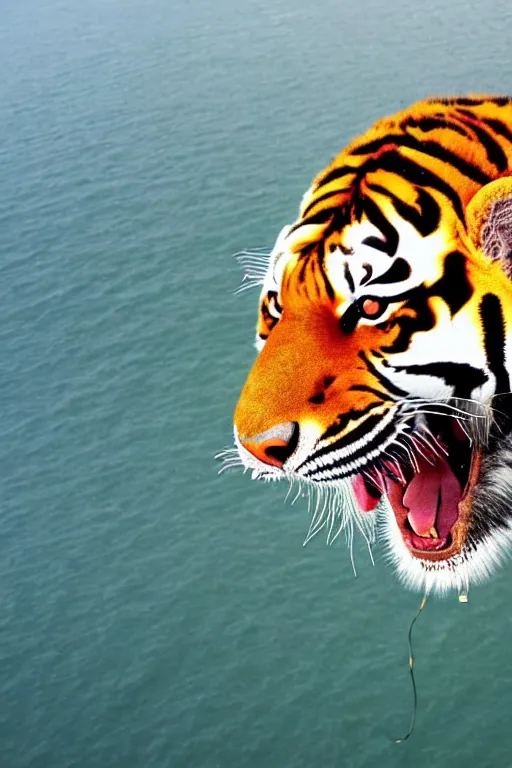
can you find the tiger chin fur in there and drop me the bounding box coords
[230,96,512,595]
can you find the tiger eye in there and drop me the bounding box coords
[361,298,382,317]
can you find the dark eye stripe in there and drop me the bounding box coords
[339,303,360,334]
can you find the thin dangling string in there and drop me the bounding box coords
[395,593,428,744]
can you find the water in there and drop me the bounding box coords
[2,0,512,765]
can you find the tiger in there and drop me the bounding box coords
[230,96,512,595]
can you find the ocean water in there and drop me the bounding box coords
[3,0,512,765]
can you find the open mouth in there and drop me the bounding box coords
[351,415,482,561]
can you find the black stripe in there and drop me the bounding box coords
[316,164,359,191]
[390,362,487,400]
[320,403,384,440]
[301,188,351,218]
[297,241,317,258]
[360,263,373,286]
[349,383,394,402]
[316,241,335,301]
[480,117,512,145]
[361,196,399,256]
[344,263,355,293]
[366,257,411,286]
[361,236,393,255]
[380,288,435,354]
[351,190,364,222]
[430,251,472,316]
[297,252,310,283]
[440,97,486,107]
[397,187,441,237]
[289,206,338,234]
[260,298,279,332]
[470,123,508,172]
[351,133,491,186]
[479,293,510,394]
[434,96,511,107]
[268,290,282,314]
[317,413,383,453]
[359,351,408,397]
[308,258,323,300]
[367,183,441,237]
[405,115,469,137]
[302,416,398,478]
[487,96,511,106]
[454,112,508,172]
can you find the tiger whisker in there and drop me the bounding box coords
[291,481,303,505]
[217,462,243,475]
[234,247,271,255]
[403,398,493,419]
[414,430,447,460]
[362,467,383,492]
[383,455,407,483]
[303,518,327,546]
[417,426,449,456]
[329,518,345,545]
[304,500,328,544]
[284,478,295,504]
[215,447,239,459]
[306,489,325,536]
[452,395,509,420]
[456,418,473,443]
[366,539,375,566]
[235,281,265,295]
[233,254,271,264]
[399,408,480,423]
[348,521,357,577]
[408,434,436,465]
[396,436,420,473]
[238,271,267,281]
[237,266,269,277]
[327,502,338,544]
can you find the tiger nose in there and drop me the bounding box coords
[239,422,299,468]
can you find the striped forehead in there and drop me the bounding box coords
[326,207,454,299]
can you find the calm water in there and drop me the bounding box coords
[2,0,512,765]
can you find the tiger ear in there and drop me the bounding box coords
[466,177,512,276]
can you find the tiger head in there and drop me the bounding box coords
[232,97,512,595]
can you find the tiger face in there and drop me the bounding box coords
[231,97,512,595]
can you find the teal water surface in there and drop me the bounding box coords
[3,0,512,766]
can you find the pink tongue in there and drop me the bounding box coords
[403,456,461,537]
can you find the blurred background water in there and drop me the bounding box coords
[2,0,512,765]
